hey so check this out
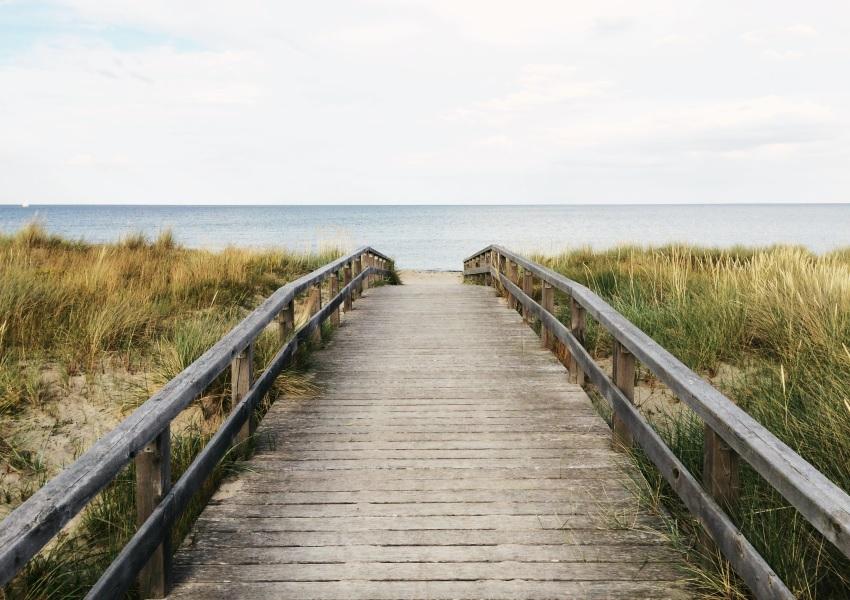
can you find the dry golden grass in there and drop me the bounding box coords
[0,222,342,412]
[536,244,850,599]
[0,223,346,599]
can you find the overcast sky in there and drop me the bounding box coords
[1,1,848,205]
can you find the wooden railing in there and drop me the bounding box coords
[0,247,392,599]
[464,245,850,600]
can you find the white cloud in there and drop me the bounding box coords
[742,24,821,59]
[1,1,849,204]
[785,24,818,37]
[550,97,836,154]
[318,20,425,47]
[447,65,611,122]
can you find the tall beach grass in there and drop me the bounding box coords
[0,223,351,598]
[534,244,850,598]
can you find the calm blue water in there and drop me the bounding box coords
[0,205,847,270]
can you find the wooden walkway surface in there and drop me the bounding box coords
[168,276,688,599]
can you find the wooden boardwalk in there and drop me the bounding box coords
[168,276,688,599]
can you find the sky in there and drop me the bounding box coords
[0,1,849,205]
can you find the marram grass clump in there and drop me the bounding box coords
[0,222,343,409]
[535,244,850,599]
[0,224,347,599]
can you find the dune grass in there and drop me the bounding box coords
[0,222,342,412]
[0,223,358,598]
[533,244,850,599]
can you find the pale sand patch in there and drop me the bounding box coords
[398,270,462,285]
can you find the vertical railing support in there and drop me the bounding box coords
[612,340,636,450]
[344,264,353,312]
[522,270,534,323]
[704,423,741,509]
[232,343,255,449]
[353,257,363,299]
[135,426,171,599]
[498,254,507,297]
[484,252,492,286]
[541,282,554,348]
[507,261,519,310]
[569,297,586,386]
[277,299,295,346]
[363,254,371,291]
[308,284,322,344]
[329,272,340,327]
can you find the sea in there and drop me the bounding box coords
[0,204,847,270]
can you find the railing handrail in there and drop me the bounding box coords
[464,245,850,596]
[0,245,391,589]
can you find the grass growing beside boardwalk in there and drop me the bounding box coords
[534,245,850,599]
[0,224,369,599]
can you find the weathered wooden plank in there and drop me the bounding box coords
[174,543,681,564]
[207,488,634,504]
[183,528,670,548]
[200,500,637,518]
[172,561,683,582]
[191,513,666,532]
[168,580,688,600]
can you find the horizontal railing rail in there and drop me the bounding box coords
[0,246,392,598]
[463,245,850,600]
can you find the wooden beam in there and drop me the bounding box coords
[135,426,171,599]
[612,341,636,451]
[353,257,362,300]
[541,282,554,349]
[343,264,353,312]
[704,422,741,510]
[277,299,295,346]
[522,270,534,323]
[507,261,519,310]
[329,273,340,327]
[308,284,322,344]
[569,298,585,386]
[231,344,255,450]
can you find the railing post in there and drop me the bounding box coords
[308,283,322,344]
[344,263,353,312]
[353,257,362,299]
[498,254,506,297]
[329,272,340,327]
[522,269,534,323]
[541,282,554,348]
[704,422,741,509]
[277,299,295,346]
[363,254,371,291]
[232,343,255,449]
[612,340,635,450]
[507,261,518,310]
[569,297,585,385]
[135,426,171,599]
[484,252,492,287]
